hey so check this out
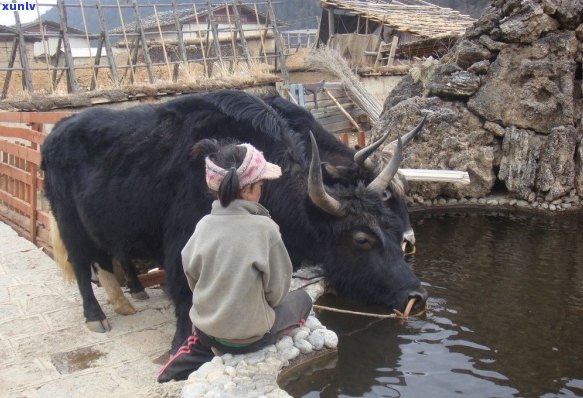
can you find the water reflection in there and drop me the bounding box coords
[283,211,583,397]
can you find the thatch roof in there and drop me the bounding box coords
[109,4,274,34]
[321,0,476,39]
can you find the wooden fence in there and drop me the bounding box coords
[1,0,291,98]
[0,111,70,254]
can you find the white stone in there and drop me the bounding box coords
[295,339,313,354]
[304,316,322,331]
[281,347,300,361]
[275,336,294,352]
[307,329,325,350]
[182,379,210,398]
[292,328,310,342]
[243,350,266,365]
[195,361,224,379]
[323,330,339,349]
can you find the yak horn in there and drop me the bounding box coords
[355,114,428,172]
[308,131,345,217]
[367,134,402,193]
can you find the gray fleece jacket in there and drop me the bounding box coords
[181,199,293,342]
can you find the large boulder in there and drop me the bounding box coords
[372,97,496,199]
[375,0,583,201]
[468,31,578,134]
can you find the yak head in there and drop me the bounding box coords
[307,117,428,314]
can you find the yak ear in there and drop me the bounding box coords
[191,139,219,160]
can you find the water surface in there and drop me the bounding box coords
[283,210,583,397]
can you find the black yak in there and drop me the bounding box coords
[41,90,427,352]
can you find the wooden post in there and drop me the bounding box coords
[206,0,225,69]
[115,0,136,84]
[171,0,189,66]
[224,1,237,72]
[1,38,18,99]
[79,0,98,90]
[153,4,173,81]
[35,3,55,93]
[132,0,155,84]
[266,0,289,84]
[232,0,252,66]
[327,8,334,43]
[387,35,399,66]
[192,3,209,76]
[96,0,120,86]
[253,3,268,65]
[90,36,104,90]
[13,8,33,94]
[29,123,42,245]
[323,88,361,132]
[57,0,80,93]
[51,37,62,87]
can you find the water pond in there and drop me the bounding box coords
[283,210,583,397]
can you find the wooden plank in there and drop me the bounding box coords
[37,210,50,229]
[138,269,165,287]
[0,162,32,185]
[0,189,31,215]
[0,112,71,124]
[320,119,353,133]
[0,125,46,144]
[0,142,41,165]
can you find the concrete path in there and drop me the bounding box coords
[0,221,184,397]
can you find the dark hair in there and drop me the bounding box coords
[192,139,247,207]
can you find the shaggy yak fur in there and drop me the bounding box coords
[41,90,426,352]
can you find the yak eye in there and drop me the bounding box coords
[352,231,376,250]
[382,190,392,201]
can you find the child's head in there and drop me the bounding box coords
[195,140,282,207]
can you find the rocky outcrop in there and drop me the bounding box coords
[374,0,583,202]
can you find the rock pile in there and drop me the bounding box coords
[372,0,583,205]
[181,316,338,398]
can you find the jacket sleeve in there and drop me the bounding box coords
[262,234,293,307]
[181,232,200,291]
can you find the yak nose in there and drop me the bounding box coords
[407,287,428,314]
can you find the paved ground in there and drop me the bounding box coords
[0,221,184,397]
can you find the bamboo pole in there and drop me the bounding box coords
[115,0,136,84]
[35,9,55,94]
[323,88,362,132]
[266,0,289,83]
[206,0,225,70]
[13,7,33,94]
[96,0,120,86]
[1,38,18,99]
[224,1,237,72]
[57,0,79,93]
[192,3,209,76]
[232,0,252,66]
[153,4,173,81]
[132,0,155,84]
[79,0,98,90]
[253,3,268,65]
[171,0,189,70]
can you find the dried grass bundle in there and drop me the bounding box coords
[305,46,383,124]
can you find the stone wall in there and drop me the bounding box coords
[372,0,583,203]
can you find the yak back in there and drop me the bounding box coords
[41,91,310,263]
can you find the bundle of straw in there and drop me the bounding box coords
[305,46,383,125]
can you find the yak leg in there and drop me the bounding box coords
[58,216,111,333]
[164,252,193,354]
[119,258,149,300]
[94,253,136,316]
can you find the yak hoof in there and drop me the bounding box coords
[131,290,149,300]
[87,319,111,333]
[114,300,137,316]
